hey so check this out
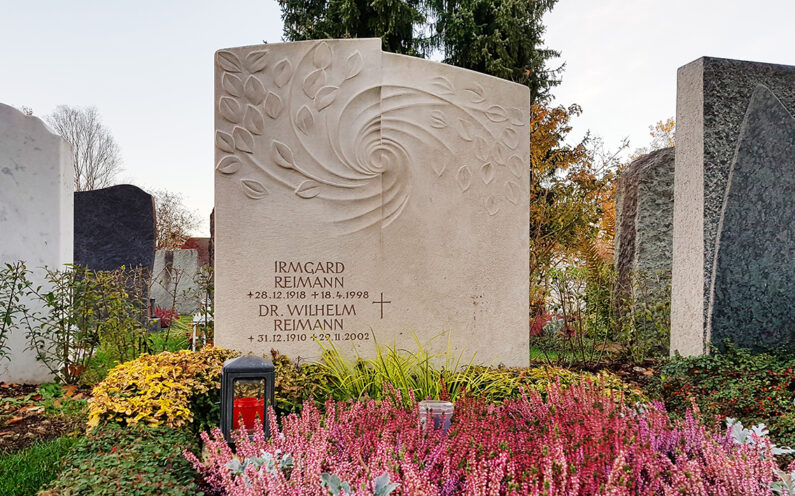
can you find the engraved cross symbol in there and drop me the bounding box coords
[372,292,391,319]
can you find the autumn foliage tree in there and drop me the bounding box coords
[151,189,200,250]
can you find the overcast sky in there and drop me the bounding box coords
[2,0,793,236]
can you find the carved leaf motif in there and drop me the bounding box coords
[222,73,243,97]
[508,155,524,178]
[216,156,241,174]
[464,83,485,103]
[241,179,269,200]
[344,51,363,79]
[474,136,489,162]
[215,131,235,153]
[457,166,472,192]
[315,86,339,111]
[245,50,269,73]
[509,107,524,126]
[430,110,447,129]
[480,162,495,184]
[303,69,326,99]
[272,140,295,169]
[432,76,455,96]
[273,59,293,88]
[244,76,266,105]
[485,105,508,123]
[216,51,242,73]
[431,156,447,177]
[313,41,332,69]
[296,105,314,135]
[264,91,283,119]
[233,127,254,154]
[458,119,474,141]
[493,143,508,165]
[295,180,321,199]
[219,97,242,124]
[244,105,265,135]
[485,196,500,215]
[505,181,520,205]
[501,128,519,149]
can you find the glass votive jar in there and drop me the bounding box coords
[418,400,454,434]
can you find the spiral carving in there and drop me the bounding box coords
[215,41,527,234]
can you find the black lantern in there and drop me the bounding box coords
[220,354,275,443]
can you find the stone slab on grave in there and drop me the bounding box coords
[671,57,795,355]
[0,103,74,383]
[214,39,530,366]
[73,184,157,272]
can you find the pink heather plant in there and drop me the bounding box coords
[185,381,780,495]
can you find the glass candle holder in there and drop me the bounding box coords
[418,400,454,434]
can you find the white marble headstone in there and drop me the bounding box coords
[214,39,529,366]
[0,104,74,383]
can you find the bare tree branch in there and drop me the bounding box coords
[151,189,200,250]
[46,105,122,191]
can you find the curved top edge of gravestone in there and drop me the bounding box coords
[216,39,531,96]
[0,103,72,149]
[73,183,152,199]
[678,56,795,72]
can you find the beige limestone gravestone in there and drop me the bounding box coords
[0,104,73,383]
[214,39,529,366]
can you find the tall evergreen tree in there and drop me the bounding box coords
[425,0,561,103]
[277,0,560,102]
[278,0,426,55]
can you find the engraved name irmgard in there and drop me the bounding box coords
[246,261,389,346]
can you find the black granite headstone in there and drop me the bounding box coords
[74,184,157,272]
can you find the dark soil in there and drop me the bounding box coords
[0,383,89,453]
[531,359,660,390]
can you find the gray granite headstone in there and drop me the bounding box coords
[671,57,795,355]
[614,147,675,297]
[74,184,157,272]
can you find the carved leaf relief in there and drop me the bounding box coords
[431,156,447,177]
[245,50,269,73]
[216,51,242,73]
[485,196,500,215]
[508,155,523,178]
[303,69,326,99]
[315,86,339,111]
[241,179,269,200]
[430,110,447,129]
[222,73,243,97]
[273,59,293,88]
[464,83,485,103]
[272,140,295,169]
[244,105,265,135]
[215,131,235,153]
[480,162,495,184]
[501,128,519,149]
[474,137,489,162]
[264,91,283,119]
[509,107,524,126]
[344,51,363,79]
[432,76,455,96]
[219,97,242,124]
[216,156,241,174]
[493,143,508,165]
[295,180,321,199]
[457,119,474,141]
[313,41,332,70]
[233,127,254,154]
[505,181,520,205]
[485,105,508,123]
[457,166,472,192]
[296,105,314,135]
[244,76,266,105]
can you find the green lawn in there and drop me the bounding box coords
[0,436,79,496]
